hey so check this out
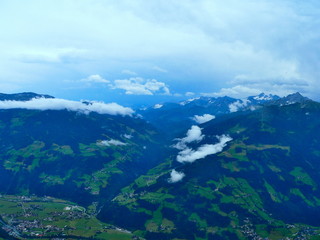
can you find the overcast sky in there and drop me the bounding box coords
[1,0,320,106]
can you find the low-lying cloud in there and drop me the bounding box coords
[0,98,134,116]
[192,114,215,124]
[170,126,232,183]
[123,134,133,139]
[168,169,185,183]
[173,125,204,150]
[228,99,249,113]
[97,139,127,147]
[153,104,163,109]
[182,125,204,143]
[177,135,232,163]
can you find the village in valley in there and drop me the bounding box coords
[0,195,134,240]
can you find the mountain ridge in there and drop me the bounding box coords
[99,100,320,239]
[0,91,319,239]
[0,92,54,101]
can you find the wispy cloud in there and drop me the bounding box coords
[152,66,168,73]
[185,92,195,97]
[0,98,134,116]
[81,74,110,84]
[97,139,127,146]
[17,47,87,64]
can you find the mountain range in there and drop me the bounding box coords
[0,91,319,240]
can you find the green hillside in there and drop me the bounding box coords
[0,109,165,206]
[1,95,320,239]
[99,102,320,239]
[0,195,134,240]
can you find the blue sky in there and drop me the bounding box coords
[0,0,320,106]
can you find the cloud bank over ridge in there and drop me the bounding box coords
[0,98,134,116]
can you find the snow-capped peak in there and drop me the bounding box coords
[179,97,200,106]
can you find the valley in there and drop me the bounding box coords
[0,194,134,240]
[0,92,320,239]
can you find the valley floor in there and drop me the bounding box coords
[0,195,136,240]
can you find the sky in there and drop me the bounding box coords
[0,0,320,106]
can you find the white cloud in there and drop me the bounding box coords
[81,74,110,84]
[97,139,127,146]
[177,135,232,163]
[173,125,204,150]
[168,169,185,183]
[153,104,163,109]
[111,77,170,95]
[202,85,262,98]
[192,114,215,124]
[183,125,204,143]
[180,97,200,106]
[228,99,249,113]
[0,98,134,116]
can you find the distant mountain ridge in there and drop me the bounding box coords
[0,91,319,239]
[269,92,311,106]
[138,92,312,138]
[0,92,54,101]
[247,92,280,104]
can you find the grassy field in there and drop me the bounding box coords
[0,195,138,240]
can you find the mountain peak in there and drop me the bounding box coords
[286,92,305,98]
[283,92,310,102]
[270,92,311,106]
[247,93,280,103]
